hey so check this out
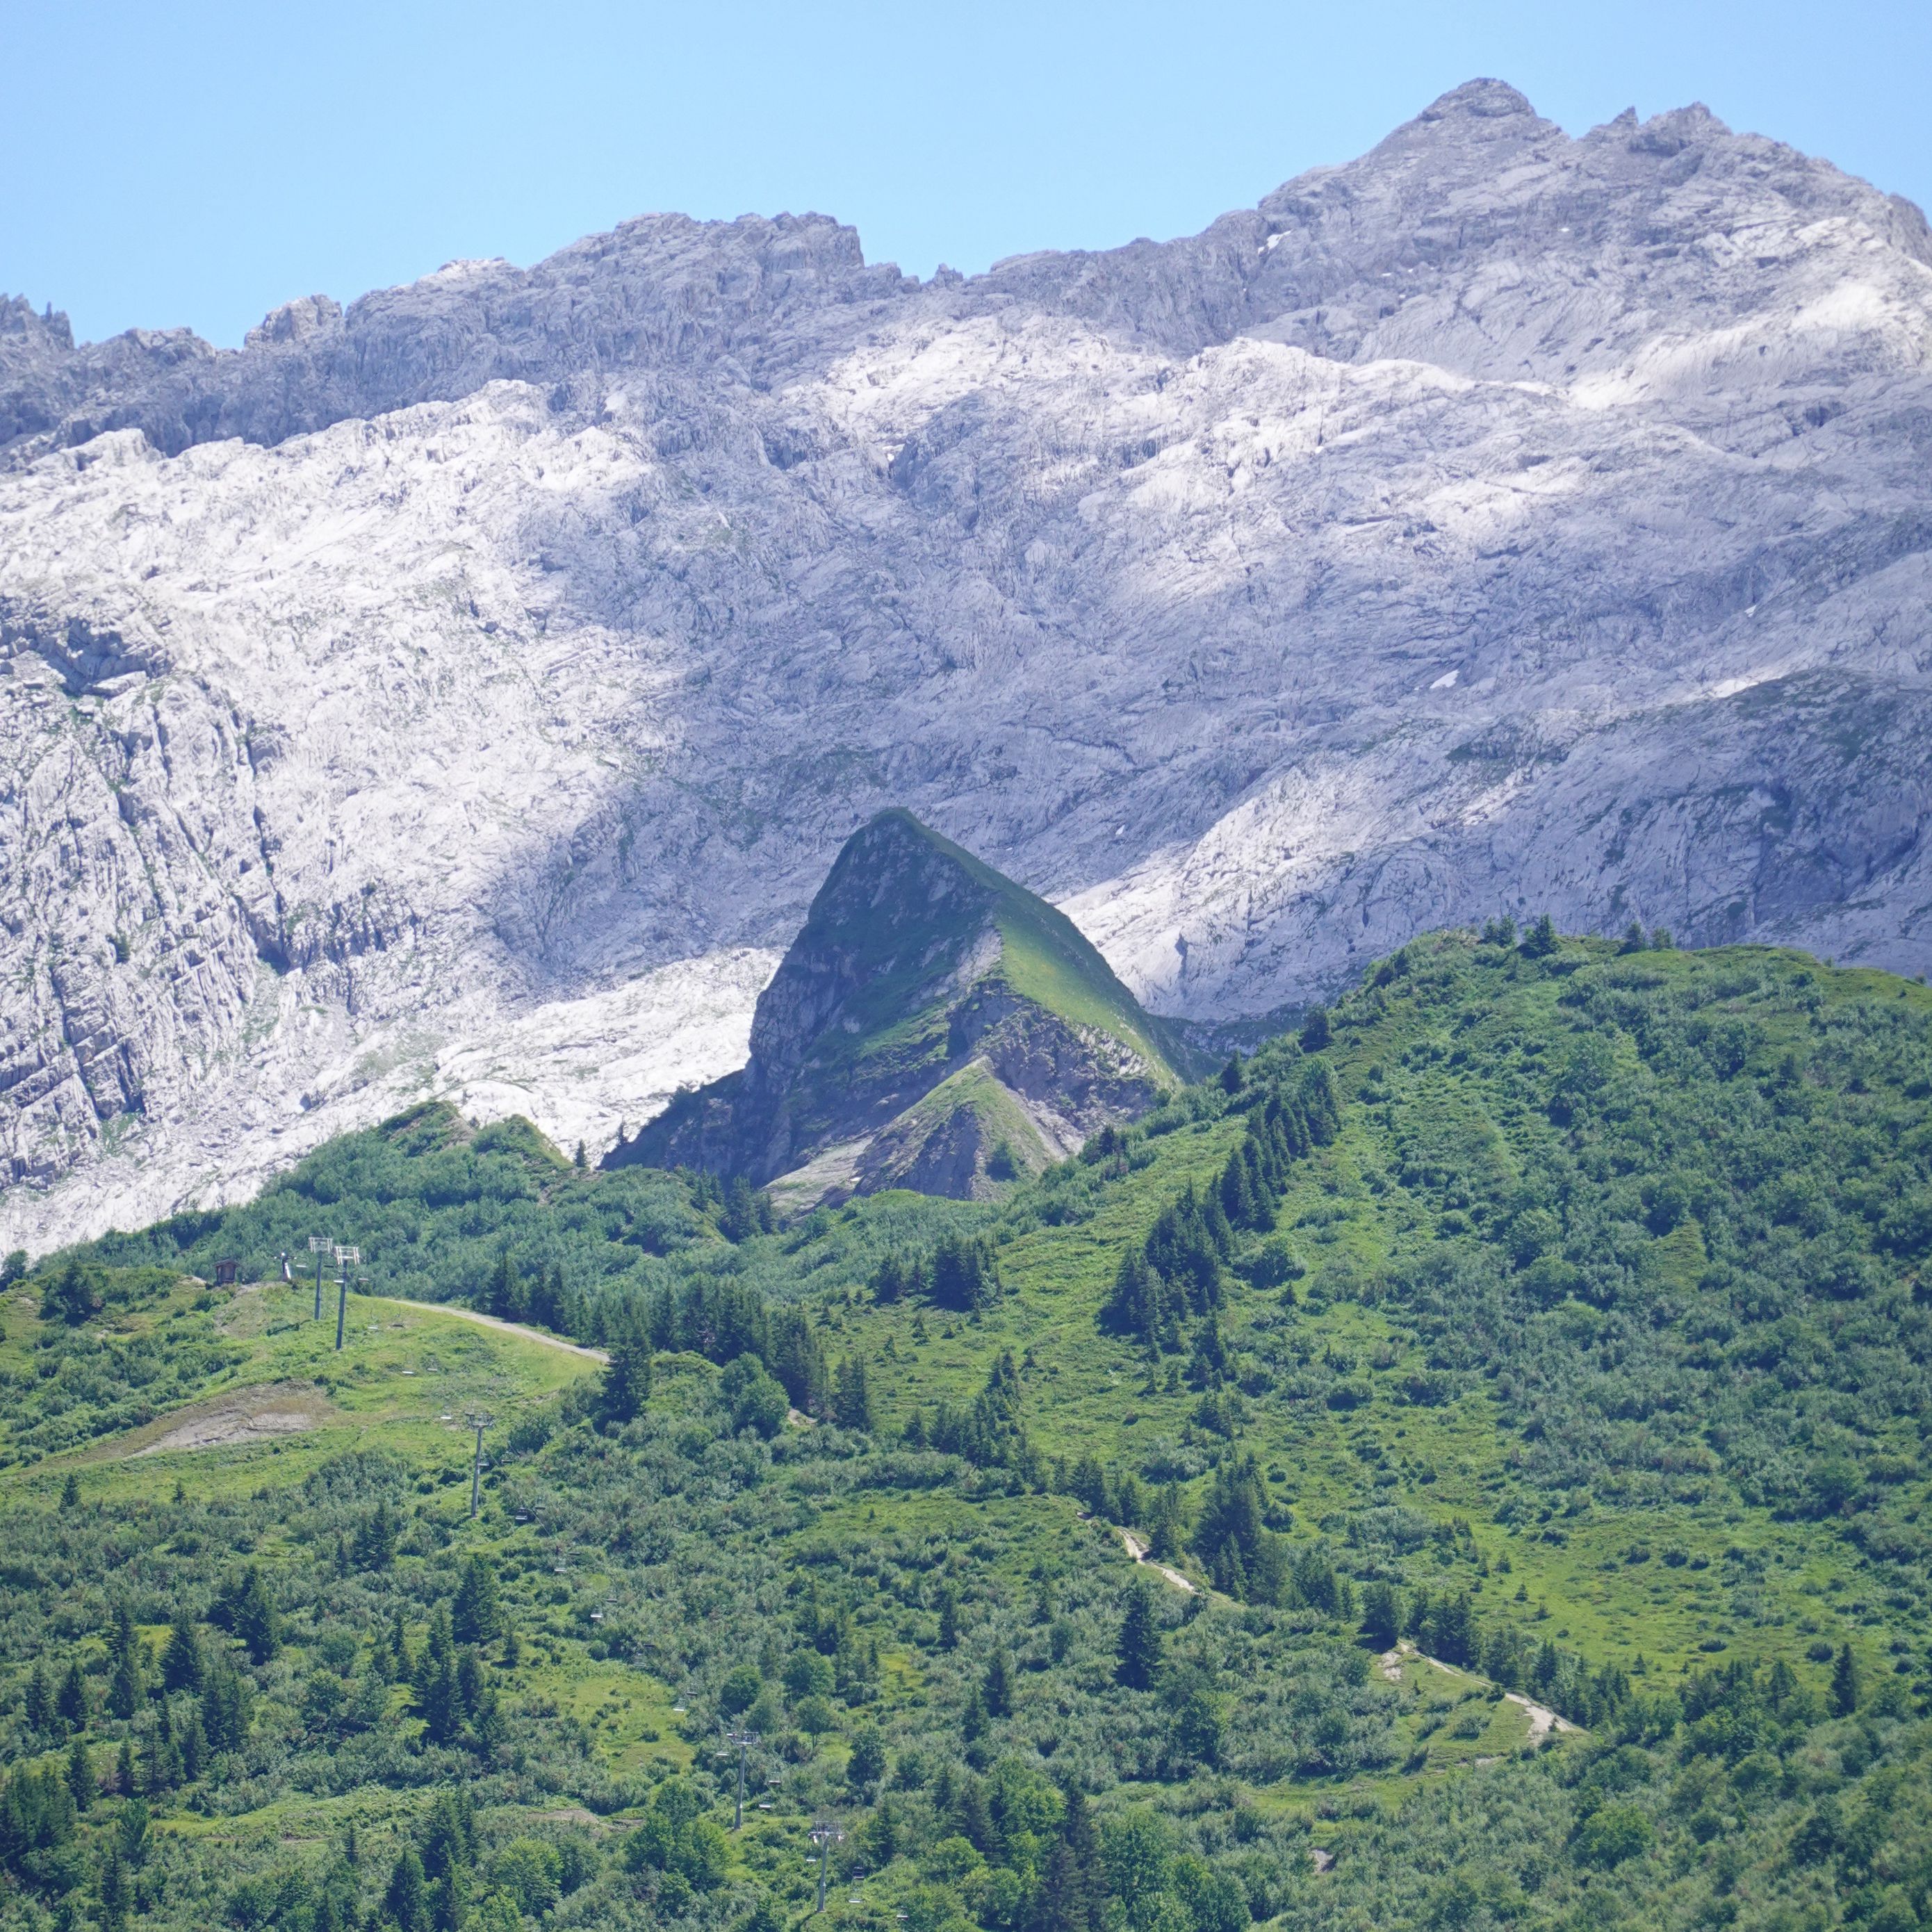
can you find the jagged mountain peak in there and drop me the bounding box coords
[1414,77,1539,120]
[4,83,1932,1256]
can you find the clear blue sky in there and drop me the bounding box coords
[3,0,1928,348]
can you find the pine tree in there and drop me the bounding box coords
[388,1607,415,1681]
[937,1583,960,1651]
[106,1603,142,1720]
[1116,1580,1162,1690]
[960,1683,988,1744]
[1148,1484,1188,1562]
[1033,1840,1086,1932]
[456,1648,484,1719]
[160,1610,204,1694]
[55,1660,88,1732]
[530,1263,565,1331]
[421,1787,474,1887]
[97,1845,131,1932]
[24,1662,51,1733]
[598,1333,653,1423]
[983,1649,1015,1719]
[417,1605,462,1745]
[865,1792,900,1863]
[199,1662,252,1754]
[353,1496,398,1571]
[833,1355,874,1431]
[1058,1788,1106,1932]
[65,1737,92,1812]
[384,1847,432,1932]
[1104,1251,1161,1348]
[870,1252,917,1304]
[1521,912,1559,958]
[224,1566,279,1664]
[955,1776,997,1857]
[1359,1581,1400,1651]
[142,1701,182,1796]
[1831,1643,1860,1717]
[1217,1152,1258,1233]
[1429,1593,1477,1668]
[488,1247,525,1321]
[452,1555,500,1646]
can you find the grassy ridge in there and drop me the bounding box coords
[10,928,1932,1931]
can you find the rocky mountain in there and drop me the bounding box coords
[4,78,1931,1251]
[614,810,1187,1202]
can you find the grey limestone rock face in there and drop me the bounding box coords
[3,79,1931,1245]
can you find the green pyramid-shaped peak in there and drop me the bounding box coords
[611,812,1188,1201]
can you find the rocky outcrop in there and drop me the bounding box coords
[4,80,1932,1247]
[610,812,1184,1199]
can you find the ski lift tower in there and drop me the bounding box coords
[464,1410,494,1519]
[308,1235,331,1320]
[808,1822,845,1915]
[719,1728,758,1829]
[332,1245,360,1350]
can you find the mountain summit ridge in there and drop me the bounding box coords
[4,79,1932,1252]
[4,79,1926,463]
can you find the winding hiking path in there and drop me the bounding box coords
[1119,1528,1198,1594]
[1377,1639,1580,1740]
[377,1296,609,1364]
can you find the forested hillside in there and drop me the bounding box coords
[8,928,1932,1932]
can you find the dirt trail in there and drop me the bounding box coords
[1503,1689,1581,1741]
[1377,1639,1580,1740]
[377,1296,608,1364]
[1118,1528,1197,1594]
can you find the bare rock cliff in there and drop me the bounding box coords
[3,80,1931,1247]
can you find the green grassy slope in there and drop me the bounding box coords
[803,811,1189,1088]
[10,928,1932,1932]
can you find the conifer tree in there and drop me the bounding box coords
[1148,1484,1188,1563]
[1360,1581,1400,1651]
[833,1354,874,1431]
[160,1610,204,1694]
[1057,1787,1106,1932]
[24,1662,51,1733]
[1116,1580,1162,1690]
[1521,912,1559,958]
[983,1648,1015,1719]
[106,1603,142,1719]
[65,1737,92,1812]
[97,1845,131,1932]
[385,1847,432,1932]
[56,1660,88,1732]
[222,1565,279,1664]
[452,1555,500,1646]
[598,1333,653,1423]
[488,1247,525,1321]
[1831,1643,1860,1717]
[417,1604,462,1746]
